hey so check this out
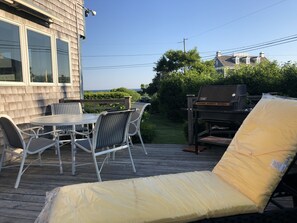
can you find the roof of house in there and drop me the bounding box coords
[215,52,268,68]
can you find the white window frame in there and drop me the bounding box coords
[0,17,74,87]
[25,27,55,86]
[55,37,72,86]
[0,17,26,86]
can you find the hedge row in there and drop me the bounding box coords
[84,91,130,99]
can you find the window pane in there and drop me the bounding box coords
[57,39,70,83]
[27,30,53,83]
[0,21,23,82]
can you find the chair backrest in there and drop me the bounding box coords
[93,110,133,149]
[51,103,83,115]
[0,115,24,149]
[213,94,297,211]
[129,102,150,134]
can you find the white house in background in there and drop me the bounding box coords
[214,51,268,75]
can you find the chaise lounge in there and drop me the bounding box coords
[35,94,297,223]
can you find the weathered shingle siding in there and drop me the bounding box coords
[0,0,84,125]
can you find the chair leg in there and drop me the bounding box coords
[92,155,102,182]
[15,150,27,189]
[127,144,136,173]
[129,136,134,148]
[112,145,116,160]
[56,141,63,174]
[71,136,76,176]
[0,145,7,173]
[137,131,148,155]
[38,152,42,166]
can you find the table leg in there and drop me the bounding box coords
[71,124,76,175]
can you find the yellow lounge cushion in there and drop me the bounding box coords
[41,171,257,223]
[213,94,297,211]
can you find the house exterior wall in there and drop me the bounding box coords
[0,0,85,125]
[214,52,267,77]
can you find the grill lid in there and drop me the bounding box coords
[195,84,247,110]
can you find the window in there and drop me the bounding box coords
[0,18,72,86]
[0,20,23,82]
[27,29,53,83]
[56,39,70,83]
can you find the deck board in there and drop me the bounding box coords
[0,144,294,223]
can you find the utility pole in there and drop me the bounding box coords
[182,38,188,74]
[183,38,188,53]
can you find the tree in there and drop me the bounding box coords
[224,61,282,95]
[281,62,297,97]
[154,48,202,75]
[147,48,216,95]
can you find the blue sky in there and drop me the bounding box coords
[82,0,297,90]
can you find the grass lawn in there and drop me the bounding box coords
[148,113,187,144]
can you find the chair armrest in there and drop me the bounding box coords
[21,126,44,135]
[20,127,62,138]
[69,129,94,137]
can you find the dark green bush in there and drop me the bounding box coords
[131,122,156,143]
[281,63,297,97]
[130,112,156,143]
[149,93,160,114]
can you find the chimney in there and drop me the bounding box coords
[259,52,265,58]
[216,51,222,57]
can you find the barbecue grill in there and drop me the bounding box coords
[187,84,251,153]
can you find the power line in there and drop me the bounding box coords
[222,34,297,53]
[82,53,162,58]
[187,0,289,40]
[83,34,297,70]
[83,62,155,70]
[201,34,297,60]
[80,0,288,56]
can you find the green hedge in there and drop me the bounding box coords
[83,91,129,113]
[84,91,129,99]
[110,87,141,102]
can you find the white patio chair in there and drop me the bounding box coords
[70,110,135,181]
[0,115,63,189]
[129,102,150,155]
[50,102,88,144]
[51,102,83,115]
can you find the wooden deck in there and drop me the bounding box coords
[0,144,294,223]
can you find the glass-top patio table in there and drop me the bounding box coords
[31,114,100,175]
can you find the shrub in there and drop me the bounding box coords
[130,112,156,143]
[84,91,129,99]
[131,122,156,143]
[110,87,141,102]
[83,91,129,113]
